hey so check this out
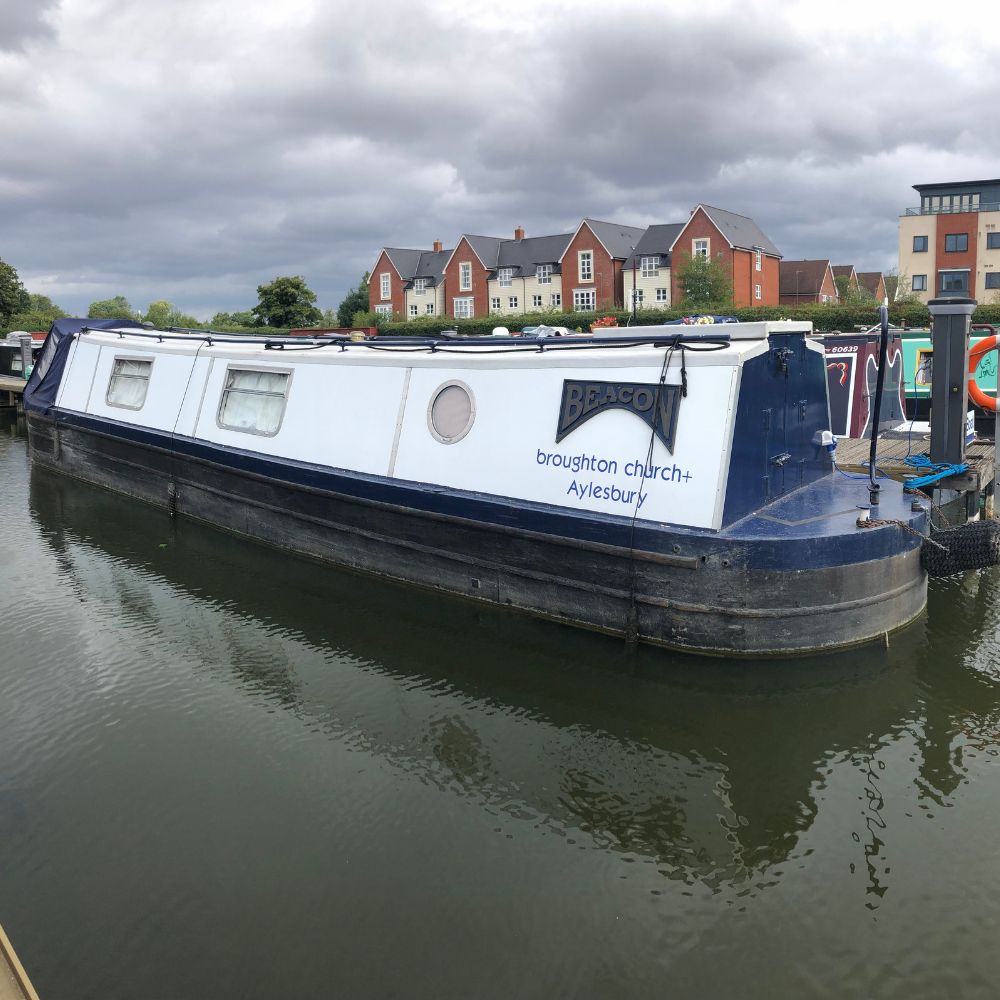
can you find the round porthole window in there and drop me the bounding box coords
[428,381,475,443]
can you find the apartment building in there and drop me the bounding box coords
[898,179,1000,302]
[369,208,782,319]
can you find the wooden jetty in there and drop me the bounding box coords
[837,430,997,518]
[0,376,27,410]
[0,923,40,1000]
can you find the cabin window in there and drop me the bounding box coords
[218,368,290,436]
[11,354,23,374]
[107,358,152,410]
[428,381,475,444]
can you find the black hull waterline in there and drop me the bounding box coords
[27,413,927,657]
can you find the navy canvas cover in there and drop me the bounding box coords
[24,318,145,414]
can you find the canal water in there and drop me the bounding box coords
[1,419,1000,1000]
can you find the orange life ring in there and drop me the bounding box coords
[968,336,999,412]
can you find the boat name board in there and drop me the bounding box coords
[555,380,682,454]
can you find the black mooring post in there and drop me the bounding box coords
[867,304,890,506]
[928,296,976,466]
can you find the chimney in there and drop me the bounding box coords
[514,226,525,241]
[433,239,443,252]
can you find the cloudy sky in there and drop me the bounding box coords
[2,0,998,320]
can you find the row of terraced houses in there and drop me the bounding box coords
[368,205,784,320]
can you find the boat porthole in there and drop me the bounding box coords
[428,381,475,444]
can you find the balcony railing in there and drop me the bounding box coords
[905,203,1000,215]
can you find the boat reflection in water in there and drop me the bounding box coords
[30,461,1000,906]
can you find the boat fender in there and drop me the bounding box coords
[968,336,999,412]
[921,519,1000,576]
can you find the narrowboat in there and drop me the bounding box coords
[0,331,44,379]
[23,317,930,656]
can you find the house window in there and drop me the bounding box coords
[944,233,969,252]
[640,256,658,277]
[913,235,928,252]
[536,265,552,284]
[655,288,669,302]
[218,368,290,437]
[409,305,418,317]
[375,304,392,317]
[754,284,762,300]
[532,294,543,308]
[912,274,927,291]
[939,271,969,293]
[459,262,472,290]
[573,289,596,310]
[550,293,561,307]
[413,278,427,295]
[693,239,709,258]
[454,297,474,318]
[985,273,1000,289]
[380,272,391,299]
[498,268,513,287]
[755,249,762,271]
[490,297,501,312]
[425,303,435,315]
[508,296,518,309]
[578,251,593,282]
[107,358,152,410]
[987,233,1000,249]
[629,288,644,306]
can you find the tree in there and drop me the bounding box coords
[88,295,137,320]
[336,273,370,327]
[0,259,30,327]
[142,300,200,329]
[6,292,67,333]
[835,275,876,305]
[210,309,258,329]
[675,251,733,305]
[251,276,321,328]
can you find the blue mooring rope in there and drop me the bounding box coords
[902,454,968,491]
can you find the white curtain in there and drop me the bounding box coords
[219,369,288,434]
[107,359,151,408]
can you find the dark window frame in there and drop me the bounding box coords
[913,235,928,252]
[987,233,1000,250]
[912,274,927,291]
[944,233,969,253]
[985,273,1000,289]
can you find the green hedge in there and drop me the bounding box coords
[369,302,1000,338]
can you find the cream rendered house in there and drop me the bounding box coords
[621,223,684,311]
[486,231,572,318]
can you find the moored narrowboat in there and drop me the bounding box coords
[24,317,930,656]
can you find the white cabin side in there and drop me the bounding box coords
[50,327,791,531]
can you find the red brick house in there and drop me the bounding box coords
[557,219,646,312]
[440,235,503,319]
[670,205,782,306]
[857,271,888,302]
[779,259,838,304]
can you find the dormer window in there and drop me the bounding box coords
[536,264,552,284]
[413,278,427,295]
[498,267,513,287]
[640,256,658,277]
